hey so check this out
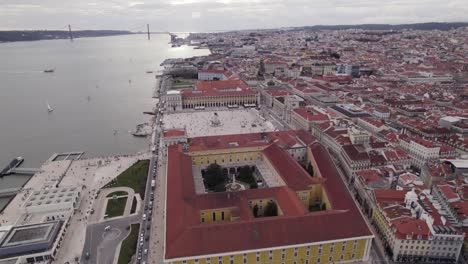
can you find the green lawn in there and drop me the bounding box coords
[106,191,128,198]
[173,79,195,86]
[103,160,149,199]
[105,197,127,218]
[117,224,140,264]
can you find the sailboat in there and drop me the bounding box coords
[46,101,54,113]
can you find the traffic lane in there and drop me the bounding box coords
[98,226,128,264]
[140,148,160,261]
[81,215,140,264]
[138,155,158,261]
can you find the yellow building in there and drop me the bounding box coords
[164,131,373,264]
[180,79,259,109]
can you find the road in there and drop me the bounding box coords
[81,214,140,264]
[135,74,168,264]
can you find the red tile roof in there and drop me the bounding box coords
[264,89,291,97]
[438,185,460,200]
[263,144,321,191]
[165,139,372,260]
[374,189,407,206]
[391,217,431,240]
[163,129,186,138]
[181,80,256,98]
[342,144,370,162]
[293,108,330,122]
[188,130,314,152]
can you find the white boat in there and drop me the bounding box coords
[46,101,54,112]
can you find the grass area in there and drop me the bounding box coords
[105,197,127,218]
[103,160,149,199]
[117,224,140,264]
[170,85,193,90]
[106,191,128,198]
[173,78,195,86]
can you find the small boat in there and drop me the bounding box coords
[44,69,55,73]
[146,71,154,74]
[113,130,118,136]
[46,101,54,113]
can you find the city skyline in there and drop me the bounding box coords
[1,0,467,31]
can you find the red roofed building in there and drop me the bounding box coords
[261,87,291,107]
[372,189,465,262]
[162,128,187,147]
[179,80,259,109]
[357,117,387,134]
[164,133,374,264]
[432,181,468,228]
[291,107,329,134]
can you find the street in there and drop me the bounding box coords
[81,214,140,264]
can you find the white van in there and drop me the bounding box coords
[142,214,147,221]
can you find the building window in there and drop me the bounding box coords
[218,256,222,264]
[201,218,205,223]
[329,256,333,262]
[207,259,211,264]
[221,211,225,221]
[213,212,216,221]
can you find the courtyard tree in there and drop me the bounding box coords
[204,163,227,190]
[264,201,278,217]
[238,166,258,189]
[253,204,259,217]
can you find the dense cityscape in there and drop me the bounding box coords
[0,23,468,264]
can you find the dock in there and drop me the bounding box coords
[0,187,21,198]
[153,77,161,98]
[48,151,84,162]
[0,157,24,176]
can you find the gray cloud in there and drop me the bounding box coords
[0,0,466,31]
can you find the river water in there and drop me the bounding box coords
[0,34,209,209]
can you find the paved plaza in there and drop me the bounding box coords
[162,108,277,137]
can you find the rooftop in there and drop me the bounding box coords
[165,137,372,260]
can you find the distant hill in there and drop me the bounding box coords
[0,30,133,43]
[296,22,468,31]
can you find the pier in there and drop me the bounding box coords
[48,151,84,162]
[9,168,42,175]
[0,187,21,198]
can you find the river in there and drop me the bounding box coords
[0,34,209,210]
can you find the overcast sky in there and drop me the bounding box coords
[0,0,467,32]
